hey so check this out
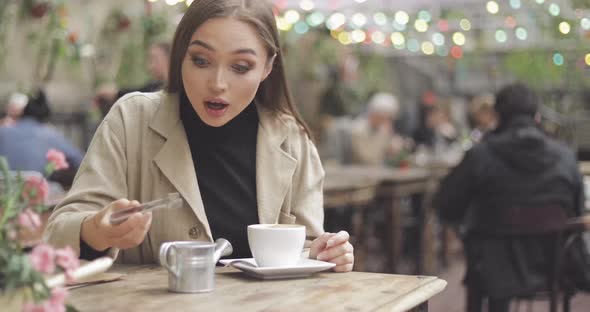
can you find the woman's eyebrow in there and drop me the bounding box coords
[189,39,257,56]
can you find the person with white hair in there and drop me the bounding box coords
[1,92,29,126]
[349,92,406,165]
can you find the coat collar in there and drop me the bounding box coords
[148,92,297,240]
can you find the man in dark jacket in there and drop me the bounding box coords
[434,83,590,312]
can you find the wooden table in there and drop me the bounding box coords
[325,166,432,274]
[324,173,379,209]
[69,265,447,312]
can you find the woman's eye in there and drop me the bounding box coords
[191,57,209,67]
[233,64,251,74]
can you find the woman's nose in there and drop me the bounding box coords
[208,68,228,93]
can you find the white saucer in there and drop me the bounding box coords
[219,258,335,280]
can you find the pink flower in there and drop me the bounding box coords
[21,176,49,206]
[22,288,68,312]
[29,244,55,275]
[23,302,46,312]
[49,287,69,307]
[18,208,42,229]
[55,246,79,282]
[23,301,66,312]
[47,302,66,312]
[46,149,69,171]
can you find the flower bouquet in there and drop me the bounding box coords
[0,149,78,312]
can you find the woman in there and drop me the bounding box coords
[44,0,354,272]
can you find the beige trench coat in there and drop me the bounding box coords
[44,92,325,264]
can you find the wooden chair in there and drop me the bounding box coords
[466,206,590,312]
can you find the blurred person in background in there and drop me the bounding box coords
[0,89,84,188]
[435,83,590,312]
[94,41,171,117]
[0,92,28,126]
[416,104,458,149]
[317,67,357,165]
[319,67,350,119]
[468,93,496,143]
[349,92,408,166]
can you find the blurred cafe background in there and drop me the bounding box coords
[1,0,590,310]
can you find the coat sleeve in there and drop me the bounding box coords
[43,104,129,260]
[290,133,325,243]
[434,149,477,224]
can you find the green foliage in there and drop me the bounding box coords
[571,0,590,8]
[0,158,46,303]
[0,1,12,69]
[142,14,169,47]
[115,39,150,89]
[502,51,567,88]
[282,28,394,117]
[440,8,466,20]
[0,156,50,300]
[356,53,391,102]
[100,8,171,88]
[0,249,47,294]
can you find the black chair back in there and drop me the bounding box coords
[468,205,585,312]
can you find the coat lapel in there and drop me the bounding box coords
[256,108,297,224]
[149,93,212,240]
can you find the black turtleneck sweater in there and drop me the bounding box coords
[180,93,259,259]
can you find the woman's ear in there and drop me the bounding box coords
[262,53,277,81]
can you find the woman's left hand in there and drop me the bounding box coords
[309,231,354,272]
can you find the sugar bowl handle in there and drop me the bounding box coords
[159,242,179,278]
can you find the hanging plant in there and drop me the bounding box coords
[66,31,78,45]
[570,0,590,8]
[0,1,14,69]
[142,14,168,46]
[103,9,132,35]
[30,1,49,18]
[19,0,52,20]
[20,0,82,83]
[118,15,131,31]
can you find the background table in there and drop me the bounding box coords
[69,265,447,312]
[325,165,432,274]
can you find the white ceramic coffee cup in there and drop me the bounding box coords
[247,224,306,267]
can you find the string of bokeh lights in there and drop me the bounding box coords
[271,0,590,66]
[147,0,589,66]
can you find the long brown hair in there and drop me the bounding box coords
[166,0,311,137]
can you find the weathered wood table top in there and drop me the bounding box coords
[69,266,447,312]
[323,168,380,209]
[325,165,431,184]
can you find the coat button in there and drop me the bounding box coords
[188,226,201,239]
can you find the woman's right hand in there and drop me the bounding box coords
[81,199,152,251]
